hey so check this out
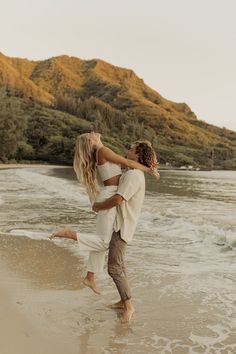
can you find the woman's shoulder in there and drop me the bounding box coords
[97,145,114,160]
[97,145,110,154]
[96,145,108,163]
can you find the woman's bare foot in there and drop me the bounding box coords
[83,277,101,295]
[107,300,125,309]
[49,228,77,240]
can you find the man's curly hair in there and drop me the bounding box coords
[134,140,158,169]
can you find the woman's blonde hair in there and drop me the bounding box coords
[73,133,98,203]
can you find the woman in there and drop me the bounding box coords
[51,132,159,294]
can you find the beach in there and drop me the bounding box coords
[0,163,69,169]
[2,234,234,354]
[0,261,71,354]
[0,165,236,353]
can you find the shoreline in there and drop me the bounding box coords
[0,163,234,172]
[1,235,236,353]
[0,163,70,169]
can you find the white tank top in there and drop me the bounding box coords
[97,161,122,182]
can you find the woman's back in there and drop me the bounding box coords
[97,161,121,185]
[96,147,122,186]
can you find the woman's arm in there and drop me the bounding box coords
[99,146,160,180]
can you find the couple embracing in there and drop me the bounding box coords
[51,132,159,322]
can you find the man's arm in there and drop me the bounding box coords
[93,170,142,212]
[93,194,124,212]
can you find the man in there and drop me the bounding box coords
[92,141,159,322]
[51,141,159,322]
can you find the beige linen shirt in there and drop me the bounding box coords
[114,169,145,243]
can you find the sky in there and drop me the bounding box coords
[1,0,236,131]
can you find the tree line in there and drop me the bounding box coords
[0,86,235,169]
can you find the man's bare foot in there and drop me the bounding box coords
[49,228,77,240]
[83,278,101,295]
[121,307,135,323]
[120,300,135,323]
[108,300,125,309]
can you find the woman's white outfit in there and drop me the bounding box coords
[78,161,122,272]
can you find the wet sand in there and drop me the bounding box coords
[1,234,236,354]
[0,260,74,354]
[0,233,85,354]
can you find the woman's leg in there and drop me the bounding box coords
[82,203,117,294]
[50,229,102,294]
[82,242,107,295]
[49,228,77,240]
[50,229,108,294]
[83,271,100,295]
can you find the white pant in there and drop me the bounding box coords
[78,186,118,273]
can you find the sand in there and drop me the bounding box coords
[0,261,73,354]
[0,234,116,354]
[0,163,69,169]
[1,233,236,354]
[0,235,82,354]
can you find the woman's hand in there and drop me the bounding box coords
[149,167,160,181]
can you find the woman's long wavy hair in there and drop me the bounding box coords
[73,133,98,203]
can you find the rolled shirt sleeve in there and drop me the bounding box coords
[116,170,142,201]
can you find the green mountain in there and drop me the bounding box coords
[0,52,235,169]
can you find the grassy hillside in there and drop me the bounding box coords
[0,52,235,169]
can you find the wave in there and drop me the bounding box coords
[15,167,90,207]
[215,231,236,249]
[1,167,235,273]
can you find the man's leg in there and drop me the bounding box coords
[108,231,135,322]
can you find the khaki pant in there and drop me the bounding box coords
[108,231,131,301]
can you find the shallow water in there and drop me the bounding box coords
[0,167,236,353]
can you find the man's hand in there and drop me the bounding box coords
[92,194,124,212]
[92,203,99,212]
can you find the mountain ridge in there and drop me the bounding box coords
[0,53,195,117]
[0,52,235,169]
